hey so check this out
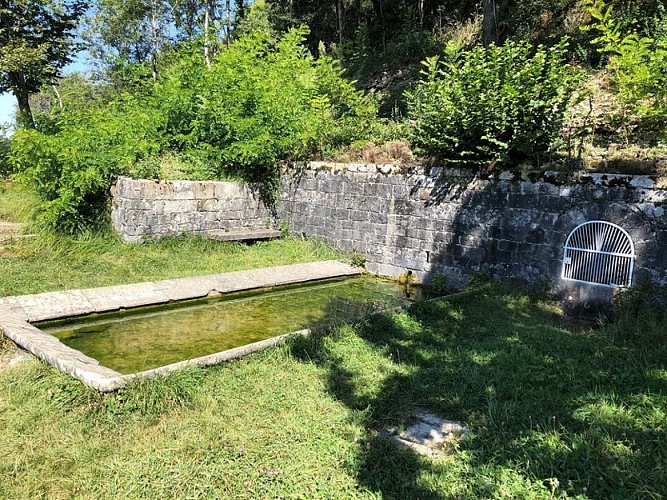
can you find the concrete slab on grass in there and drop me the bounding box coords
[382,409,468,457]
[206,228,281,242]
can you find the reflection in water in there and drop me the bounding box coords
[44,277,408,374]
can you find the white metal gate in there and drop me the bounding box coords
[561,221,635,288]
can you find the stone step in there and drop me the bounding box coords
[205,228,281,242]
[0,221,36,245]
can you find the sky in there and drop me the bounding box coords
[0,93,14,133]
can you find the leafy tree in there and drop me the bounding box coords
[587,0,667,139]
[83,0,172,81]
[0,0,85,127]
[10,99,163,232]
[157,26,375,185]
[8,26,376,233]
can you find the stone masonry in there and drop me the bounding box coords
[278,163,667,288]
[111,177,274,242]
[111,164,667,289]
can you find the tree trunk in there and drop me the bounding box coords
[482,0,497,49]
[234,0,244,21]
[13,83,35,129]
[336,0,344,45]
[150,0,160,80]
[371,0,386,52]
[204,7,211,68]
[225,0,231,47]
[52,85,63,109]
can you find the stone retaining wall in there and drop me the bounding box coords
[111,177,274,242]
[279,163,667,288]
[110,164,667,289]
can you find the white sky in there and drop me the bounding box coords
[0,93,15,135]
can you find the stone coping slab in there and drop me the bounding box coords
[206,228,281,242]
[0,260,360,392]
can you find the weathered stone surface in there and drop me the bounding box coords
[0,296,28,320]
[383,409,468,457]
[81,283,170,313]
[112,177,275,242]
[14,289,95,322]
[110,165,667,289]
[279,163,667,288]
[207,228,281,241]
[0,306,123,391]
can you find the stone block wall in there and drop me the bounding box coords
[279,163,667,288]
[111,177,274,242]
[110,165,667,290]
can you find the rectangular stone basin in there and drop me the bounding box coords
[0,261,401,391]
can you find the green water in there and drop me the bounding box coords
[43,277,408,374]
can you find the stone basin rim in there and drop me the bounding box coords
[0,260,361,392]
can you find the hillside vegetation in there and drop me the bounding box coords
[1,0,666,233]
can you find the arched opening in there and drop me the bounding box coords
[561,221,635,288]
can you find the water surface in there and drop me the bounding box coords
[43,277,407,374]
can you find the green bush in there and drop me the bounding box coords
[588,0,667,140]
[0,132,10,177]
[10,101,162,233]
[157,28,375,186]
[9,27,375,234]
[406,39,580,166]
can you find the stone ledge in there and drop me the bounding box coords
[299,162,667,188]
[0,260,361,322]
[206,228,281,242]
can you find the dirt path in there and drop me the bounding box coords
[0,220,35,246]
[0,221,23,234]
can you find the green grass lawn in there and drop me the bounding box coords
[1,286,665,499]
[0,233,342,296]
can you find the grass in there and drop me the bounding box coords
[0,233,342,296]
[0,179,37,225]
[1,181,665,498]
[1,286,665,499]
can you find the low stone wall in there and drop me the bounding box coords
[111,177,274,242]
[110,165,667,290]
[279,163,667,288]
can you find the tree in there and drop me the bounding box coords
[0,0,84,128]
[482,0,497,48]
[83,0,170,81]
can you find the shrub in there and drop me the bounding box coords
[9,27,375,234]
[406,39,580,166]
[10,101,162,233]
[0,132,10,177]
[157,28,375,188]
[609,280,667,343]
[587,0,667,140]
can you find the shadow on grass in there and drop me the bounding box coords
[289,287,667,499]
